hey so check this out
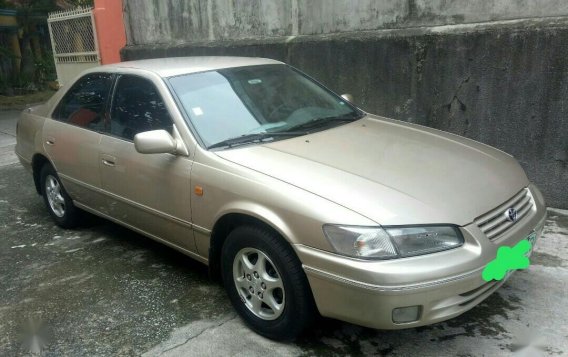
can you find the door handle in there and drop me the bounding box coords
[100,154,117,168]
[45,137,55,146]
[102,159,115,167]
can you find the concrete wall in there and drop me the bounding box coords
[122,17,568,208]
[123,0,568,44]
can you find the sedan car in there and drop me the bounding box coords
[15,57,547,341]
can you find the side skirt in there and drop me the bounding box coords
[74,201,210,265]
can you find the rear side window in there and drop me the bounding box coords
[53,73,112,131]
[109,75,173,141]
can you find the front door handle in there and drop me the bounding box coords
[100,154,117,167]
[102,159,115,167]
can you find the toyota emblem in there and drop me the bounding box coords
[505,208,518,222]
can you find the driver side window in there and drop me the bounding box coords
[53,73,112,131]
[109,75,173,141]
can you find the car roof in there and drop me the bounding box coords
[102,56,284,77]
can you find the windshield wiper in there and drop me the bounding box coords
[208,112,364,150]
[208,131,307,150]
[286,112,364,132]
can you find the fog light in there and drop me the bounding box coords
[392,306,421,324]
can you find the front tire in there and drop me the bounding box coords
[40,164,83,228]
[221,225,315,341]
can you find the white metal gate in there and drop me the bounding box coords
[47,7,100,87]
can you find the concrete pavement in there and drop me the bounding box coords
[0,110,19,167]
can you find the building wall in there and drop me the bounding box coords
[93,0,126,65]
[123,0,568,44]
[121,2,568,208]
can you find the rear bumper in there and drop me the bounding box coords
[296,183,547,329]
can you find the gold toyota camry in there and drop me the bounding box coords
[16,57,547,341]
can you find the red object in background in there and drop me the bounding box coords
[93,0,126,65]
[69,108,99,127]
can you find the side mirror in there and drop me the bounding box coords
[341,93,354,103]
[134,130,177,154]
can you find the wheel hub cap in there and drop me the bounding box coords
[45,175,65,218]
[233,248,285,321]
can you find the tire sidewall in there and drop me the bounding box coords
[221,226,311,340]
[40,164,79,228]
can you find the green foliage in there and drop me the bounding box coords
[1,0,93,92]
[0,0,16,9]
[0,46,16,60]
[67,0,94,7]
[7,0,57,12]
[0,0,94,12]
[34,53,57,82]
[0,47,16,92]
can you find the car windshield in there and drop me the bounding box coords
[168,64,363,149]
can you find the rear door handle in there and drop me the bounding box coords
[45,137,55,146]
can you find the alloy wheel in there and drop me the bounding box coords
[45,175,65,218]
[233,247,285,320]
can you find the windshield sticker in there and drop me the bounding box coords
[248,79,262,85]
[192,107,204,116]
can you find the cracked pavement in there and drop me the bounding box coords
[0,112,567,356]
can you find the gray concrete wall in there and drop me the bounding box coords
[123,0,568,44]
[122,17,568,208]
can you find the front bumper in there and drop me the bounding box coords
[296,183,547,329]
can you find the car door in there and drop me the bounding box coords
[42,72,112,208]
[99,73,196,252]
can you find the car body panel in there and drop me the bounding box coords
[190,148,375,258]
[216,114,529,226]
[298,183,546,329]
[42,119,107,210]
[14,106,47,171]
[98,134,196,251]
[297,183,546,288]
[109,56,283,78]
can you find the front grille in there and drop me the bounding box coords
[475,188,534,240]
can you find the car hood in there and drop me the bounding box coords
[215,115,529,226]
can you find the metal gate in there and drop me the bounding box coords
[47,7,100,87]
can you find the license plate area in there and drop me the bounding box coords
[526,231,537,257]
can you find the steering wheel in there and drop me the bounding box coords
[267,103,295,122]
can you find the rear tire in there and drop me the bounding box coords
[221,225,315,341]
[40,164,83,228]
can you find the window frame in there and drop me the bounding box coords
[51,72,115,132]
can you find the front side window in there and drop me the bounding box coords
[109,75,173,141]
[168,64,362,149]
[54,73,112,131]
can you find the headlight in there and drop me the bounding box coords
[323,225,464,259]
